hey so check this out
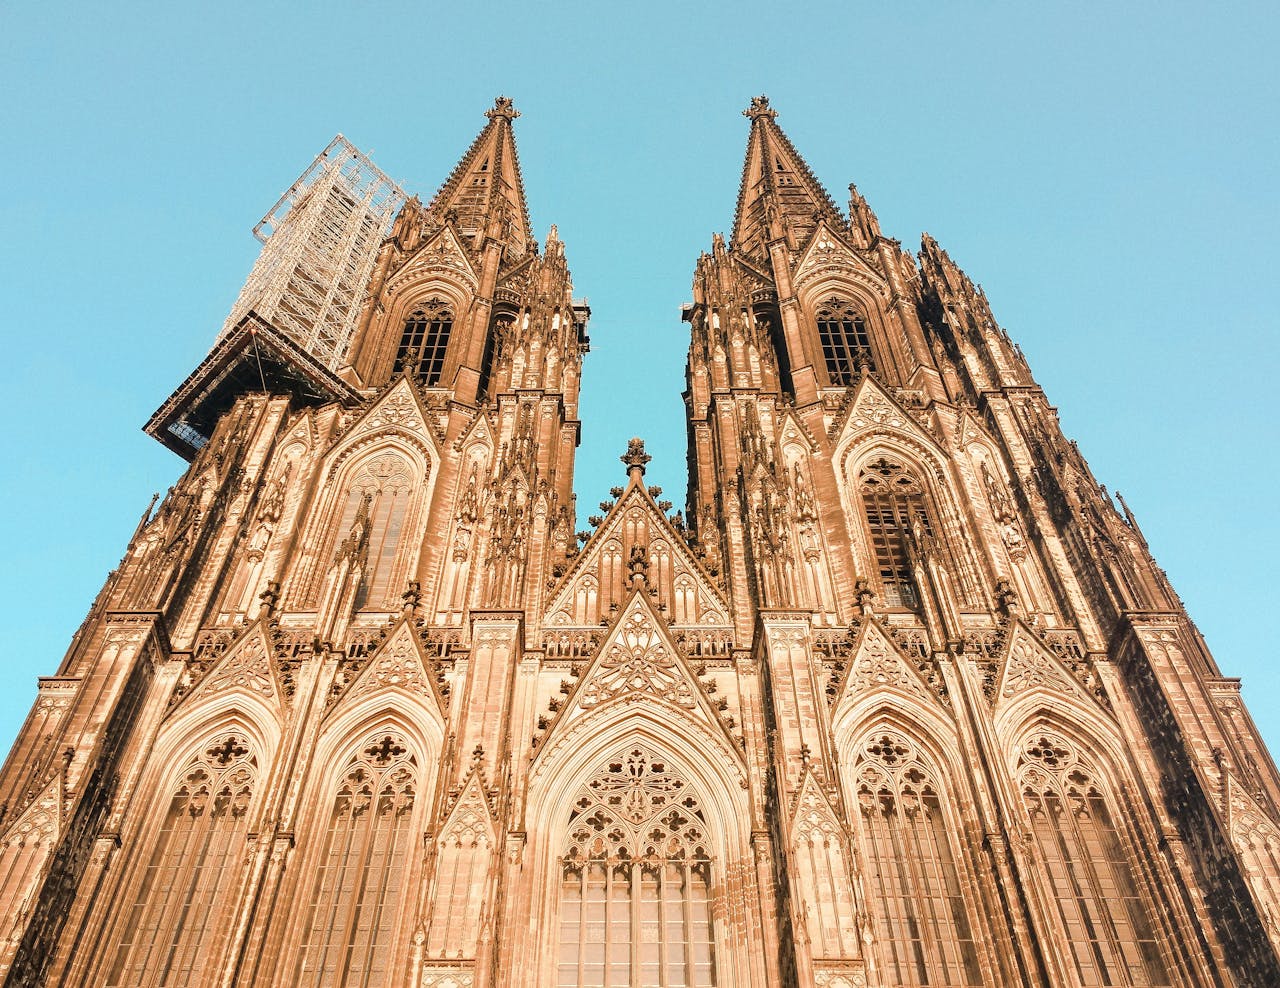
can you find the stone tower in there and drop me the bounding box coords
[1,96,1279,988]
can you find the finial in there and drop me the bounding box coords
[743,95,778,121]
[485,95,520,121]
[621,437,652,478]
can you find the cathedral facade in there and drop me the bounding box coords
[1,96,1278,987]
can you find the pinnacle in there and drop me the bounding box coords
[485,95,520,121]
[743,94,778,121]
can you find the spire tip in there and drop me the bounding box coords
[743,95,777,121]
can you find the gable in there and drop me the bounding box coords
[994,622,1102,712]
[546,481,728,629]
[793,221,887,297]
[327,620,445,719]
[830,373,944,455]
[173,622,279,713]
[535,591,738,757]
[384,225,480,297]
[830,619,945,715]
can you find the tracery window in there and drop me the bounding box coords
[853,732,982,986]
[395,298,453,385]
[858,458,930,610]
[1018,733,1173,987]
[816,297,874,384]
[558,748,716,987]
[333,453,415,609]
[106,733,258,987]
[292,731,419,987]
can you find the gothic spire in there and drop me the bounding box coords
[427,96,534,261]
[731,95,846,257]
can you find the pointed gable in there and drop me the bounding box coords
[793,220,887,297]
[384,225,480,297]
[0,770,62,849]
[176,622,279,711]
[344,375,441,451]
[545,478,729,629]
[790,768,847,838]
[438,773,498,850]
[830,619,943,713]
[830,372,943,452]
[994,622,1101,710]
[428,96,531,263]
[541,592,733,747]
[732,96,846,258]
[336,620,444,712]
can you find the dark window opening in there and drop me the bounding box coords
[816,298,874,385]
[755,306,791,396]
[395,299,453,386]
[859,458,930,610]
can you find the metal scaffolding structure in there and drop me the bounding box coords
[219,135,407,371]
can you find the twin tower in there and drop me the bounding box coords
[1,97,1278,988]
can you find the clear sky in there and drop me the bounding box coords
[0,2,1276,759]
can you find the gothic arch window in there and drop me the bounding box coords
[395,297,453,385]
[332,452,416,609]
[816,297,874,384]
[858,458,931,610]
[105,732,258,987]
[558,747,716,987]
[852,731,983,986]
[1017,732,1173,987]
[291,730,420,987]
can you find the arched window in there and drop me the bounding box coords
[395,298,453,385]
[858,458,930,610]
[333,453,415,609]
[106,732,258,987]
[291,731,419,987]
[853,731,982,987]
[1017,733,1173,987]
[558,747,716,987]
[816,298,874,384]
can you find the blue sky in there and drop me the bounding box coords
[0,2,1276,757]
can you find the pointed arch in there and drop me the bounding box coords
[99,714,272,988]
[291,433,435,612]
[834,437,985,614]
[833,713,988,987]
[1007,721,1178,987]
[281,708,441,988]
[526,711,752,988]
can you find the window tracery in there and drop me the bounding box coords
[292,731,419,987]
[395,298,453,385]
[334,453,415,609]
[558,747,716,987]
[816,298,874,384]
[1017,732,1173,987]
[858,459,930,610]
[106,732,258,987]
[852,731,982,986]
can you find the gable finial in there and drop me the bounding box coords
[621,437,652,479]
[743,95,777,121]
[485,95,520,121]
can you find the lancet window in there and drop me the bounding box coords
[105,733,258,987]
[852,731,982,987]
[291,731,419,987]
[858,459,930,610]
[395,298,453,385]
[333,453,415,609]
[816,297,874,384]
[558,747,716,987]
[1017,733,1173,987]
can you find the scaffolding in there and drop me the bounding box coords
[219,135,407,371]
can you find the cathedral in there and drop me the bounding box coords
[2,95,1279,988]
